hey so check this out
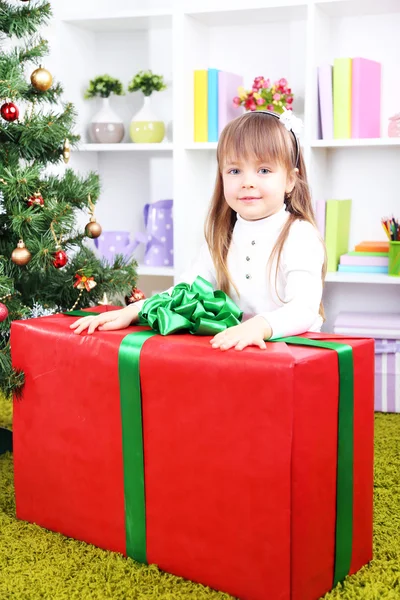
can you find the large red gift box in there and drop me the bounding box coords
[11,307,374,600]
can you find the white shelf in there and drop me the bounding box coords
[311,138,400,148]
[137,265,175,277]
[185,142,218,150]
[325,273,400,285]
[315,0,400,18]
[62,9,172,31]
[78,143,174,152]
[184,3,307,26]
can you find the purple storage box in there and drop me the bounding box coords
[374,340,400,413]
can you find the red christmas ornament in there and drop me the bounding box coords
[1,102,19,122]
[0,303,8,322]
[53,249,68,268]
[27,192,44,207]
[125,287,146,305]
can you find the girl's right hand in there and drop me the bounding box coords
[69,306,139,335]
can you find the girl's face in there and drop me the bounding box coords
[222,157,296,221]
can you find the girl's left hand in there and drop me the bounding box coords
[210,316,272,351]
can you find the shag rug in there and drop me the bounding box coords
[1,393,400,600]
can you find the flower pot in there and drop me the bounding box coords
[129,96,165,143]
[89,97,125,144]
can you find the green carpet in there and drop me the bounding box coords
[1,395,400,600]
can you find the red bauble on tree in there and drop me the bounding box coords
[0,303,9,322]
[1,102,19,122]
[53,249,68,269]
[27,192,44,207]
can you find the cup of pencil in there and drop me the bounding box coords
[382,217,400,276]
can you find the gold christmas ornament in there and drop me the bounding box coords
[31,67,53,92]
[63,138,70,163]
[85,217,102,239]
[85,195,102,239]
[11,239,32,266]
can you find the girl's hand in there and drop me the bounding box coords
[69,305,139,335]
[210,316,271,351]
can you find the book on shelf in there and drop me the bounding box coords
[325,199,352,271]
[352,58,381,139]
[194,69,243,142]
[333,58,352,139]
[317,65,333,140]
[207,68,219,143]
[355,241,390,253]
[334,311,400,340]
[340,254,389,267]
[338,265,388,274]
[194,70,208,142]
[218,71,243,137]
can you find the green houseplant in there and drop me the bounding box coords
[127,70,167,143]
[84,75,125,144]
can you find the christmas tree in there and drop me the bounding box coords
[0,1,138,399]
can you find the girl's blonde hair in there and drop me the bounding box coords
[204,111,327,319]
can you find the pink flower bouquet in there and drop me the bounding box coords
[233,76,294,113]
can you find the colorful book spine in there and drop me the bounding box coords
[207,69,219,143]
[218,71,243,137]
[317,65,333,139]
[333,58,352,139]
[194,70,208,142]
[347,251,388,257]
[352,58,381,138]
[355,241,390,253]
[325,199,352,271]
[338,265,388,273]
[340,255,389,267]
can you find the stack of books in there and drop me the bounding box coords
[334,311,400,339]
[338,241,390,274]
[318,57,381,139]
[315,198,352,271]
[194,69,243,142]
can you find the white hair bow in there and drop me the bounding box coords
[279,106,303,135]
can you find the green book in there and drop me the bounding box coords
[347,251,388,257]
[333,58,352,139]
[325,199,352,271]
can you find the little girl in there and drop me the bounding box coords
[71,109,326,351]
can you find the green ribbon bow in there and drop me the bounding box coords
[138,276,243,336]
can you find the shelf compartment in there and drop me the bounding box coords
[61,9,173,32]
[78,143,174,152]
[311,138,400,148]
[325,272,400,284]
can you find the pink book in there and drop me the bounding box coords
[340,254,389,267]
[218,71,243,137]
[317,64,333,139]
[352,58,381,138]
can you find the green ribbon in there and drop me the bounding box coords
[274,336,354,586]
[138,276,243,336]
[64,309,354,584]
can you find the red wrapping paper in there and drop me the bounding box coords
[11,308,374,600]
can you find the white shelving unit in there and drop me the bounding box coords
[50,0,400,327]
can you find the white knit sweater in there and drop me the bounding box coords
[139,205,325,340]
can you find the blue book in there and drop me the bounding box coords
[207,68,219,142]
[338,265,388,274]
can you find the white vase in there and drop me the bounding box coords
[130,96,165,143]
[89,97,125,144]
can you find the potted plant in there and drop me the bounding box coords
[233,76,294,114]
[84,75,125,143]
[127,70,167,143]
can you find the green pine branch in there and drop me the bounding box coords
[0,103,80,164]
[0,1,51,38]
